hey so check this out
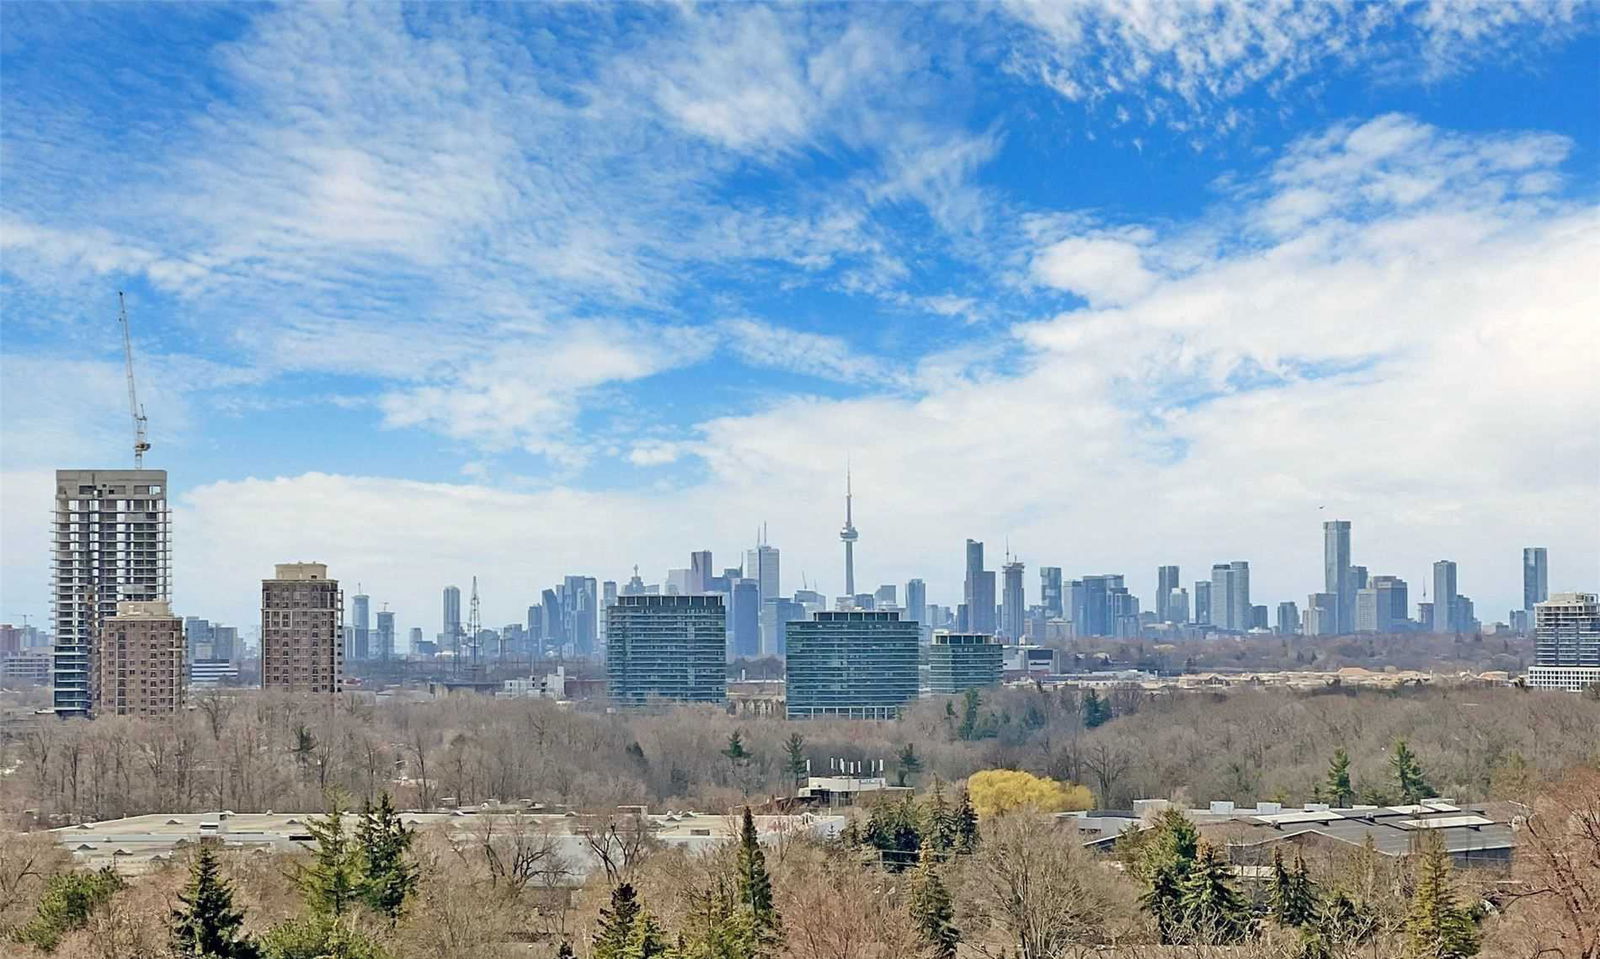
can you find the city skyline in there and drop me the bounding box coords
[3,5,1598,634]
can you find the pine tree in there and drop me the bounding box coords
[924,778,958,856]
[295,799,362,918]
[1137,809,1200,944]
[1404,834,1478,959]
[1326,748,1355,806]
[895,743,922,787]
[356,793,417,925]
[1392,740,1436,804]
[908,845,959,959]
[1081,689,1112,728]
[593,884,645,959]
[1268,848,1316,927]
[14,867,124,952]
[735,808,780,947]
[783,733,807,790]
[1178,842,1251,944]
[953,788,979,853]
[170,843,258,959]
[958,689,981,740]
[722,730,750,766]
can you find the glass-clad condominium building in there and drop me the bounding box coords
[926,632,1002,694]
[786,610,918,720]
[607,594,727,705]
[52,469,171,717]
[1526,592,1600,691]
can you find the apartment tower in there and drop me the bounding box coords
[94,600,184,716]
[261,563,343,694]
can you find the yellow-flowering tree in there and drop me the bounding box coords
[965,769,1094,818]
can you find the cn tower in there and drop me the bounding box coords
[839,468,859,597]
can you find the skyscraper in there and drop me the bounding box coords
[1210,562,1250,631]
[747,538,780,602]
[1156,565,1180,622]
[786,611,919,719]
[760,598,805,657]
[564,575,599,656]
[904,578,927,629]
[375,610,395,661]
[1276,601,1301,635]
[1193,580,1212,626]
[926,633,1004,694]
[1039,567,1063,620]
[1432,561,1459,634]
[95,600,184,716]
[51,469,171,717]
[1167,587,1190,625]
[1001,560,1025,642]
[1526,592,1600,691]
[839,470,859,598]
[350,591,370,661]
[1305,593,1337,636]
[689,550,715,593]
[442,586,462,652]
[964,540,997,634]
[729,579,760,659]
[1523,548,1549,618]
[606,594,727,705]
[1324,520,1352,635]
[261,563,342,695]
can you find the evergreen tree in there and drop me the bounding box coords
[1268,848,1316,928]
[623,914,671,959]
[1081,689,1112,728]
[677,875,761,959]
[953,788,980,853]
[783,733,807,790]
[1392,740,1436,804]
[1178,842,1251,944]
[1404,834,1478,959]
[554,943,574,959]
[895,743,922,787]
[593,884,645,959]
[924,778,958,856]
[13,867,124,952]
[722,730,750,766]
[1136,810,1200,944]
[356,793,417,925]
[862,796,923,870]
[296,799,362,918]
[1326,748,1355,807]
[170,843,258,959]
[957,689,981,740]
[735,808,780,947]
[908,845,958,959]
[259,914,385,959]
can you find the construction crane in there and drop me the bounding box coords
[117,292,151,468]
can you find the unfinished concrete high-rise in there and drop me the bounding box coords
[52,469,171,717]
[261,563,343,695]
[95,600,184,716]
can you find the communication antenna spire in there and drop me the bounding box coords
[117,292,151,468]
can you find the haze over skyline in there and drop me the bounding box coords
[3,3,1597,631]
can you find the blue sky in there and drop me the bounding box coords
[3,1,1597,636]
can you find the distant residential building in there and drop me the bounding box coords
[926,632,1003,694]
[1432,561,1459,633]
[1417,601,1435,633]
[1167,588,1190,625]
[1324,521,1353,634]
[1354,576,1409,634]
[786,611,918,720]
[1525,592,1600,691]
[52,469,171,717]
[408,627,423,655]
[1001,560,1025,642]
[606,594,727,705]
[1157,566,1180,622]
[190,658,240,688]
[1193,580,1212,626]
[261,563,343,695]
[874,584,897,607]
[565,576,599,656]
[442,586,462,654]
[1249,605,1269,630]
[1304,593,1337,636]
[1523,548,1549,619]
[1040,567,1064,620]
[794,589,827,615]
[1276,601,1301,635]
[95,600,184,716]
[349,592,370,661]
[665,568,693,595]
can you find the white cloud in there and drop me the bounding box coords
[718,317,913,389]
[1031,234,1158,307]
